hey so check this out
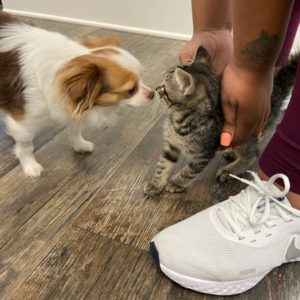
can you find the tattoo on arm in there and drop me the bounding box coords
[241,30,280,64]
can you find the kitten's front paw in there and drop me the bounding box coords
[222,149,237,161]
[73,140,95,153]
[166,181,186,193]
[216,167,230,183]
[144,182,164,197]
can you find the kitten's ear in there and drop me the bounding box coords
[174,68,195,96]
[193,46,211,67]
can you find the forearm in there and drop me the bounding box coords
[191,0,232,33]
[232,0,294,72]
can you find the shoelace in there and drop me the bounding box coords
[218,171,300,240]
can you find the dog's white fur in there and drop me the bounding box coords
[0,21,153,177]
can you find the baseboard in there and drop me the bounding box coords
[5,9,191,41]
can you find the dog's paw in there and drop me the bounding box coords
[216,167,231,183]
[166,181,186,193]
[23,160,44,177]
[73,140,95,153]
[144,182,164,197]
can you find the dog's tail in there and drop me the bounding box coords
[266,52,299,129]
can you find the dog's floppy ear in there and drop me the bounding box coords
[78,36,121,48]
[57,56,105,117]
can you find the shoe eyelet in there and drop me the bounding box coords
[250,239,257,243]
[254,230,261,234]
[265,233,272,237]
[239,236,245,241]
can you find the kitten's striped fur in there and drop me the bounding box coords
[145,47,298,196]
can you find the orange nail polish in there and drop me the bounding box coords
[221,132,232,147]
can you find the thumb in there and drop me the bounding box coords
[221,100,237,147]
[179,53,194,65]
[179,46,197,65]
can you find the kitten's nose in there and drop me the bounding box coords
[144,89,155,100]
[148,90,155,99]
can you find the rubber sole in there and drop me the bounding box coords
[160,263,271,296]
[150,241,300,296]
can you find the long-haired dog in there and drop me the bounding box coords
[0,12,154,177]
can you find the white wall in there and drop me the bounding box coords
[5,0,193,40]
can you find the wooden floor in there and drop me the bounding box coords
[0,17,299,300]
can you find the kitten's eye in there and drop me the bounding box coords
[127,86,137,96]
[164,68,175,80]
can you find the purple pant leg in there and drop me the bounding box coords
[276,0,300,66]
[259,1,300,193]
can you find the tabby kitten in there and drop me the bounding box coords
[144,47,297,196]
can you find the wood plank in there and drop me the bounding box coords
[11,228,300,299]
[10,226,172,300]
[0,124,64,178]
[0,106,160,298]
[0,113,13,151]
[73,118,229,251]
[17,16,77,34]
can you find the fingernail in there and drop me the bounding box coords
[221,132,232,147]
[257,132,263,139]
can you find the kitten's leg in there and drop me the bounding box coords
[222,148,237,161]
[5,115,44,177]
[166,154,212,193]
[69,122,95,153]
[144,142,180,196]
[217,137,259,182]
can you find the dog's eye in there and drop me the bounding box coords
[128,86,137,96]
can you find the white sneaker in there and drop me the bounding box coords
[150,172,300,296]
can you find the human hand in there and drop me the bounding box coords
[179,29,233,74]
[220,63,273,147]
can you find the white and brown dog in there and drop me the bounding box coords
[0,12,154,177]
